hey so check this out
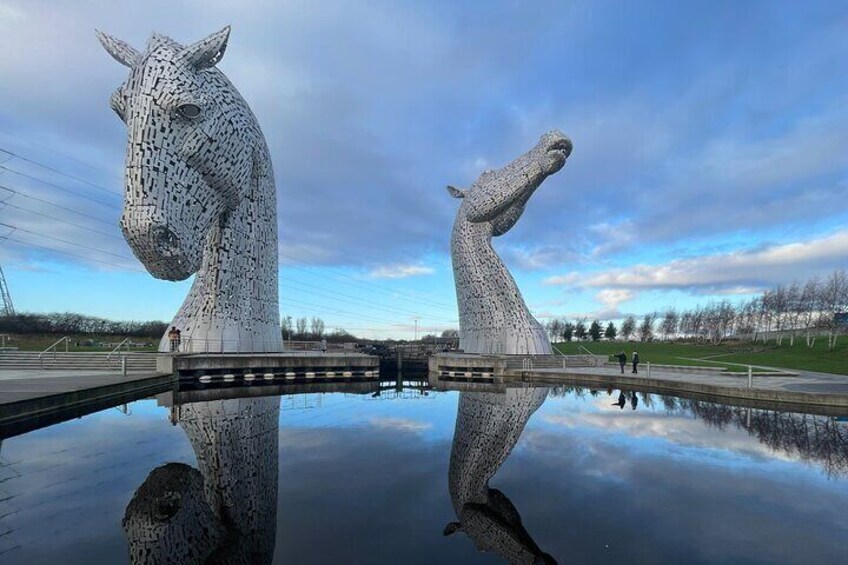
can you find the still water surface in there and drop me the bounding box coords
[1,383,847,564]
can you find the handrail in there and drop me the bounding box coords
[107,337,131,360]
[171,337,325,354]
[577,344,594,355]
[38,336,70,368]
[107,337,132,370]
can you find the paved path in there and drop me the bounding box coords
[674,356,845,383]
[549,365,848,394]
[0,369,173,439]
[0,369,165,405]
[522,364,848,411]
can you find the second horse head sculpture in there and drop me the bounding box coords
[448,131,572,355]
[97,27,281,353]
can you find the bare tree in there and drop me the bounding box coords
[819,269,848,350]
[621,316,636,340]
[799,276,820,348]
[660,309,679,341]
[310,316,325,338]
[545,318,562,342]
[638,313,656,342]
[281,316,293,340]
[296,317,307,338]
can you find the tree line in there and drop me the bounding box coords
[0,312,168,337]
[546,269,848,350]
[280,315,358,342]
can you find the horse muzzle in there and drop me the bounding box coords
[121,208,199,281]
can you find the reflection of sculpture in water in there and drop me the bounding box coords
[123,398,280,564]
[445,388,556,564]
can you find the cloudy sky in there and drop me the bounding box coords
[0,0,846,338]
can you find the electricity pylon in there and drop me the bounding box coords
[0,265,14,316]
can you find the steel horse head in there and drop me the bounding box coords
[98,27,281,352]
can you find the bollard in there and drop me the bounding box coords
[647,362,651,378]
[121,356,127,376]
[748,365,753,388]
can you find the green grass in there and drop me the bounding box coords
[554,339,848,375]
[0,333,158,352]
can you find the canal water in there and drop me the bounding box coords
[1,382,847,564]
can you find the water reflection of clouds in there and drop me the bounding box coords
[369,417,433,433]
[5,390,848,564]
[538,410,798,466]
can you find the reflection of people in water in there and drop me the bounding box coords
[631,392,639,411]
[612,391,626,409]
[123,397,280,564]
[444,388,557,564]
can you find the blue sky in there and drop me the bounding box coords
[0,0,846,338]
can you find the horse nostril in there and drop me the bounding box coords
[152,226,180,255]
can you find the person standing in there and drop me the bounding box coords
[612,391,626,409]
[632,351,640,374]
[617,351,627,374]
[168,326,181,353]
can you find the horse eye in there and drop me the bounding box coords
[176,103,202,120]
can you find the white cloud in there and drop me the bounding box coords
[368,264,434,279]
[369,417,432,433]
[596,288,635,309]
[544,229,848,291]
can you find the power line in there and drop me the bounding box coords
[279,251,455,310]
[0,236,145,272]
[280,278,457,323]
[280,296,411,326]
[0,183,118,227]
[0,146,121,197]
[0,165,121,209]
[0,221,136,263]
[0,139,459,319]
[0,200,123,240]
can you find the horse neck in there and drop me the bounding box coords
[168,136,280,351]
[448,389,548,511]
[451,213,515,298]
[198,148,278,315]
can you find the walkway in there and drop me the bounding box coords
[0,369,172,439]
[522,364,848,411]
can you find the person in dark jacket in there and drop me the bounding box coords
[632,351,640,374]
[612,391,626,409]
[616,351,626,374]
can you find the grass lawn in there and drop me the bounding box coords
[554,339,848,375]
[0,333,158,352]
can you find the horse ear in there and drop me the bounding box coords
[443,522,462,536]
[182,26,231,70]
[96,30,140,68]
[447,185,466,199]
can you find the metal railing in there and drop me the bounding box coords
[107,337,131,372]
[166,338,329,354]
[38,336,70,368]
[576,344,601,367]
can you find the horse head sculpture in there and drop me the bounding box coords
[448,131,572,354]
[98,27,281,352]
